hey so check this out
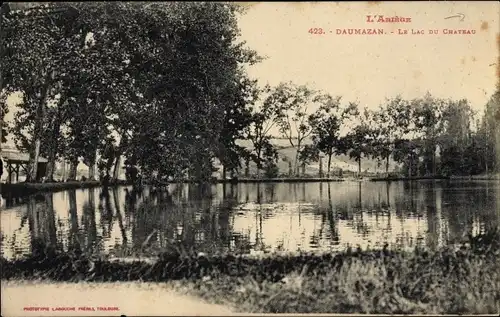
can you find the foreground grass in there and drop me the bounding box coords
[2,231,500,314]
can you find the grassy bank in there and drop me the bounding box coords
[2,230,499,314]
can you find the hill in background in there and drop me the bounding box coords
[233,138,400,177]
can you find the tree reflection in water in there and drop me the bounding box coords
[26,194,58,257]
[98,189,113,240]
[81,188,99,255]
[2,181,499,259]
[112,188,128,246]
[68,189,82,254]
[327,183,340,245]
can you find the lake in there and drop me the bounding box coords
[1,180,499,260]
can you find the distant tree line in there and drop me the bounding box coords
[1,2,498,184]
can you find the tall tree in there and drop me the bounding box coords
[123,2,261,182]
[243,87,279,178]
[216,74,257,179]
[339,108,374,177]
[2,4,82,181]
[473,88,499,175]
[439,99,475,175]
[264,82,319,176]
[371,96,410,176]
[306,95,358,177]
[380,97,420,177]
[411,93,446,176]
[483,86,500,172]
[4,2,261,184]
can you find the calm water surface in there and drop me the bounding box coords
[1,181,499,260]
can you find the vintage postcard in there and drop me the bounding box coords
[1,1,499,316]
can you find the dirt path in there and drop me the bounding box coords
[1,281,234,316]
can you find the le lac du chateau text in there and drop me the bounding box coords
[308,15,477,36]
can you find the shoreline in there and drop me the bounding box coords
[215,177,345,184]
[370,174,500,182]
[0,178,346,197]
[370,176,450,182]
[0,180,128,197]
[1,174,498,197]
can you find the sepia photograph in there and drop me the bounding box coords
[1,1,499,315]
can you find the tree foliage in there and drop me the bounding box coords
[3,2,261,183]
[306,95,358,176]
[264,82,321,175]
[339,108,375,176]
[1,2,497,183]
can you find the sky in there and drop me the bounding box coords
[237,2,499,116]
[3,1,499,143]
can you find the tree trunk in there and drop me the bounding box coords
[27,108,44,182]
[27,138,42,182]
[61,160,66,181]
[222,165,226,180]
[318,157,323,178]
[294,144,301,176]
[89,159,96,181]
[417,157,421,177]
[27,71,54,182]
[358,157,362,177]
[244,157,249,177]
[45,98,66,181]
[105,156,114,177]
[112,132,128,181]
[112,154,121,181]
[408,157,412,178]
[327,153,332,178]
[45,151,56,182]
[385,156,390,176]
[68,159,78,181]
[358,182,362,207]
[432,145,437,176]
[256,148,261,178]
[45,121,60,181]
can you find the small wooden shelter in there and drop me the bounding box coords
[0,149,48,183]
